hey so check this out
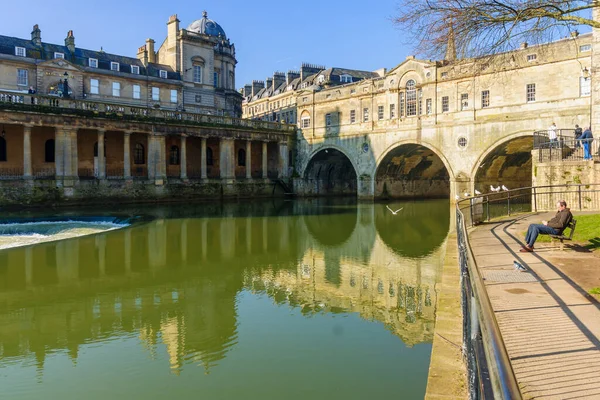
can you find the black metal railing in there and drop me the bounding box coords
[533,129,599,162]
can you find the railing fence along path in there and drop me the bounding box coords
[534,129,600,162]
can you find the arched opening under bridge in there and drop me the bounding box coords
[302,148,357,197]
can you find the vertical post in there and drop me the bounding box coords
[262,141,268,179]
[123,132,131,180]
[486,196,490,222]
[507,191,511,216]
[180,135,187,180]
[219,138,234,180]
[278,141,289,178]
[578,185,582,211]
[201,137,208,179]
[98,129,106,179]
[246,140,252,179]
[533,187,538,212]
[55,127,65,179]
[23,125,32,178]
[147,134,155,180]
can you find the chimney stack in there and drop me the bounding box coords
[31,24,41,46]
[286,70,300,85]
[265,78,273,91]
[273,72,286,90]
[146,38,156,63]
[137,45,148,65]
[300,63,325,82]
[243,84,252,98]
[65,30,75,53]
[520,42,528,49]
[251,80,264,98]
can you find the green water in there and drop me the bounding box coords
[0,199,450,400]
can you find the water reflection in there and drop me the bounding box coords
[0,199,449,379]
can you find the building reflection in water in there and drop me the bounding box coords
[0,199,449,376]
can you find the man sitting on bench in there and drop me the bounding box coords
[520,200,573,253]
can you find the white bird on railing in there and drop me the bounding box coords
[514,260,527,272]
[475,190,482,195]
[490,185,501,192]
[463,192,471,198]
[455,195,461,201]
[502,185,509,191]
[386,205,404,215]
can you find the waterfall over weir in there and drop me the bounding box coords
[0,217,132,250]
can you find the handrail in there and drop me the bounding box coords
[456,209,522,399]
[0,90,297,134]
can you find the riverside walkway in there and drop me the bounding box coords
[470,213,600,399]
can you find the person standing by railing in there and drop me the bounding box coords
[548,122,558,147]
[574,124,582,149]
[581,127,593,160]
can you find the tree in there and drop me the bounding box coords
[394,1,600,60]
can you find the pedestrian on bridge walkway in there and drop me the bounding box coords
[581,127,594,160]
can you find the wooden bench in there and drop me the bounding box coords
[549,219,577,251]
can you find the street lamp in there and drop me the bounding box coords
[63,72,70,99]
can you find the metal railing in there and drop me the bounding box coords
[456,209,522,399]
[533,129,599,162]
[0,89,296,134]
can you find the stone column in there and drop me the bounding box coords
[278,141,289,178]
[23,125,32,178]
[219,138,235,180]
[262,141,268,179]
[148,134,166,183]
[54,128,65,178]
[201,137,208,179]
[123,132,131,179]
[246,140,252,179]
[180,135,187,180]
[97,129,106,179]
[55,127,78,184]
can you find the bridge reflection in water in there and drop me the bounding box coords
[0,199,449,396]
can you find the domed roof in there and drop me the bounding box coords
[187,11,227,39]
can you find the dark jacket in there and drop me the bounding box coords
[547,208,573,234]
[581,129,593,141]
[575,127,583,138]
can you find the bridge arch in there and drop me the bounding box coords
[374,140,455,199]
[471,131,534,193]
[300,145,358,197]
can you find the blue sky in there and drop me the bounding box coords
[1,0,409,88]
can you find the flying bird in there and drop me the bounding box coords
[475,190,482,195]
[386,205,404,215]
[490,185,501,192]
[502,185,509,191]
[514,260,527,272]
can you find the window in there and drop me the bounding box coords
[152,87,160,101]
[112,82,121,97]
[326,113,331,126]
[237,148,246,166]
[134,143,145,164]
[318,75,326,83]
[45,139,55,163]
[15,46,26,57]
[133,84,141,99]
[580,77,591,97]
[527,54,537,62]
[90,79,99,95]
[213,72,219,87]
[195,94,202,103]
[350,88,356,94]
[301,111,311,128]
[461,93,469,110]
[111,62,120,71]
[406,80,417,116]
[340,74,353,83]
[54,52,64,59]
[169,146,179,165]
[160,70,167,79]
[350,109,356,123]
[399,92,405,117]
[580,44,592,52]
[193,66,202,83]
[481,90,490,108]
[378,105,384,120]
[131,65,140,75]
[418,89,423,115]
[390,104,396,119]
[458,137,468,148]
[0,137,6,162]
[170,89,177,103]
[17,69,28,86]
[206,147,213,166]
[441,72,448,78]
[89,58,98,68]
[363,107,369,122]
[426,98,432,115]
[526,83,536,102]
[303,97,308,103]
[442,96,449,112]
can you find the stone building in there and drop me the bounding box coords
[0,11,241,117]
[243,33,594,199]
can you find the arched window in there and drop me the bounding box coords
[406,80,417,116]
[169,145,180,165]
[237,148,246,166]
[134,143,145,165]
[301,111,311,128]
[45,139,55,163]
[0,137,6,162]
[206,147,213,166]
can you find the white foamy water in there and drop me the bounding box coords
[0,220,129,250]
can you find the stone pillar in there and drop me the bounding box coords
[55,128,65,178]
[262,141,268,179]
[97,129,106,179]
[148,134,166,183]
[23,125,32,178]
[278,141,289,178]
[123,132,131,180]
[246,140,252,179]
[55,127,78,184]
[219,138,235,180]
[180,135,187,180]
[201,137,208,179]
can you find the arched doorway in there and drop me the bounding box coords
[302,148,357,197]
[474,136,533,193]
[375,144,450,199]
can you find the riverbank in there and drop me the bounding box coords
[425,234,467,400]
